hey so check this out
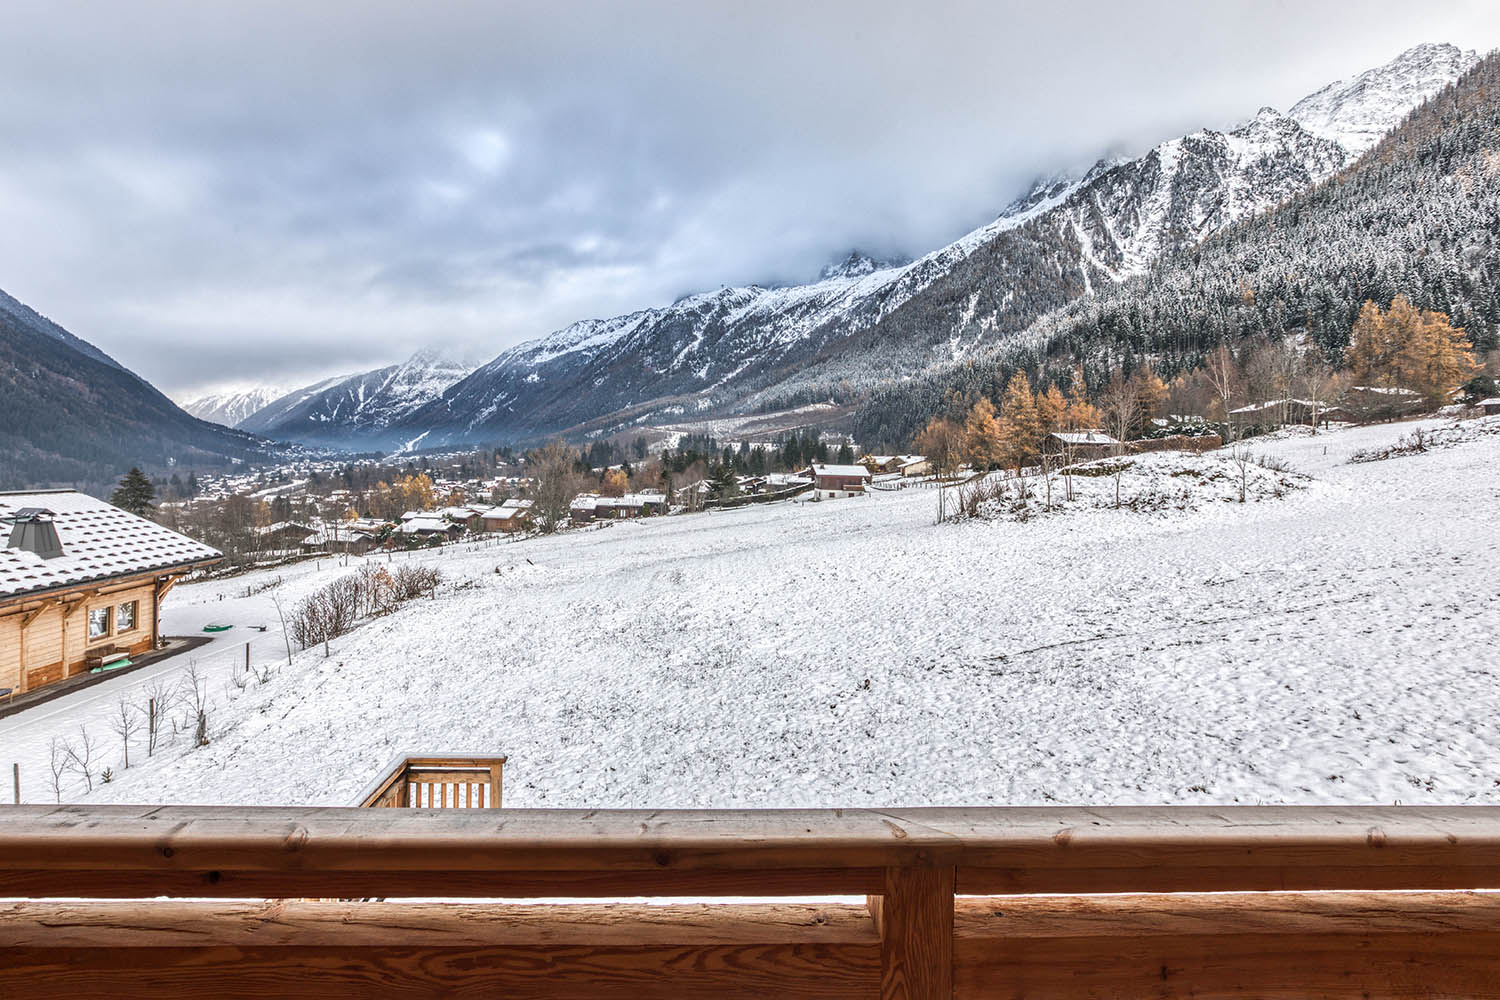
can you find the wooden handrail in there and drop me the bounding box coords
[6,806,1500,998]
[7,805,1500,896]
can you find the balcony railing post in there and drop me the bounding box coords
[488,760,503,808]
[871,866,954,1000]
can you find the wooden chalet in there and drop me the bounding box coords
[1481,397,1500,416]
[300,523,380,556]
[0,490,221,697]
[1046,429,1120,461]
[807,462,873,498]
[479,500,534,534]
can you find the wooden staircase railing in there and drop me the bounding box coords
[356,753,505,809]
[5,806,1500,998]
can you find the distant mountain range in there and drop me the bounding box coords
[183,386,288,428]
[229,349,475,448]
[369,41,1475,450]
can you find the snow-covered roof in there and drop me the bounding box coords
[1349,385,1421,396]
[0,490,222,603]
[1050,430,1119,445]
[810,463,872,478]
[436,506,482,520]
[301,527,377,546]
[570,493,601,510]
[397,516,456,534]
[1479,398,1500,406]
[252,520,316,536]
[897,455,927,467]
[478,506,528,521]
[499,498,534,510]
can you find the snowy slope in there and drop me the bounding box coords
[238,349,474,446]
[403,43,1472,446]
[1291,42,1478,151]
[10,416,1500,808]
[182,386,286,428]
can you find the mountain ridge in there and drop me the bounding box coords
[377,42,1473,449]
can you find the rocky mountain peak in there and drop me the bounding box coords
[1290,41,1479,152]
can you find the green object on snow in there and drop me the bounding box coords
[89,658,132,673]
[202,624,233,633]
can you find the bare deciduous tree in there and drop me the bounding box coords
[62,724,100,792]
[110,699,141,769]
[1205,345,1242,441]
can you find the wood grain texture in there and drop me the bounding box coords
[0,901,877,1000]
[877,867,954,1000]
[953,892,1500,998]
[0,899,877,947]
[1,943,877,1000]
[10,805,1500,898]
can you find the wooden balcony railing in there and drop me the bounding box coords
[5,806,1500,998]
[356,753,505,809]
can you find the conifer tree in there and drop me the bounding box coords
[998,373,1040,471]
[110,468,155,516]
[1065,368,1100,430]
[963,398,1002,469]
[1037,384,1067,438]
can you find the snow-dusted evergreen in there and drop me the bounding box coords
[392,43,1475,448]
[238,349,475,447]
[182,386,287,428]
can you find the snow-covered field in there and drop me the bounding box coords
[5,416,1498,809]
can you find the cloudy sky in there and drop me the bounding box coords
[2,1,1498,400]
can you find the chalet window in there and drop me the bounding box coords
[116,601,138,633]
[88,607,110,640]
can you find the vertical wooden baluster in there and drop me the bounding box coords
[871,866,954,1000]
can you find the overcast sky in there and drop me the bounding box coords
[2,1,1498,400]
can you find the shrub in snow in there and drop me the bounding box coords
[948,452,1308,523]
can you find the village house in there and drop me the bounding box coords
[252,520,317,551]
[300,523,380,556]
[396,514,463,541]
[0,490,221,697]
[896,455,929,476]
[806,463,872,499]
[570,493,601,524]
[1046,430,1121,461]
[1481,397,1500,416]
[479,499,534,534]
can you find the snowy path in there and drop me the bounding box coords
[6,417,1499,809]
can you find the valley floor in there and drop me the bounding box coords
[5,416,1499,808]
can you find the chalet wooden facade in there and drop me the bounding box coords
[808,462,873,498]
[479,499,534,533]
[0,490,221,697]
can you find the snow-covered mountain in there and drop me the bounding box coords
[385,43,1473,448]
[182,386,286,428]
[239,349,475,447]
[1290,42,1478,150]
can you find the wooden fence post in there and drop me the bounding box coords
[488,761,504,808]
[871,866,953,1000]
[11,763,17,805]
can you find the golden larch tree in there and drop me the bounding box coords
[963,397,1003,470]
[998,373,1040,472]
